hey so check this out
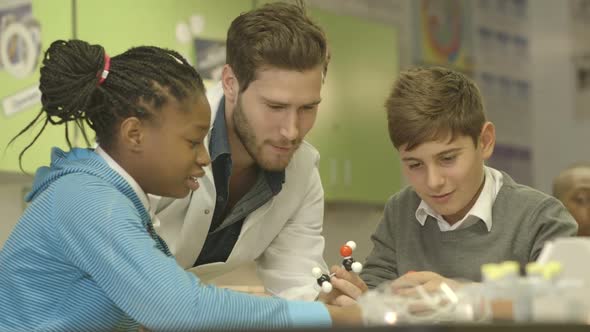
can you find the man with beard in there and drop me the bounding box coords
[151,1,347,301]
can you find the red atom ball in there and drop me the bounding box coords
[340,245,352,257]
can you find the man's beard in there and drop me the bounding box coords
[232,96,300,171]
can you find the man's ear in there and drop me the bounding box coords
[119,117,144,153]
[221,64,239,104]
[479,121,496,160]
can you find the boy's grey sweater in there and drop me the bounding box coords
[360,171,578,288]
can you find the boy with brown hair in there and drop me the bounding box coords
[359,66,578,290]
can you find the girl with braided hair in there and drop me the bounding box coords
[0,39,354,331]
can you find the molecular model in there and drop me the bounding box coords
[312,241,363,293]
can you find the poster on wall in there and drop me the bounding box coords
[0,0,42,117]
[193,38,225,82]
[175,14,225,83]
[414,0,474,72]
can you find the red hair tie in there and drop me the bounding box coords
[97,53,111,85]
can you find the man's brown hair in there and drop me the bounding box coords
[226,0,328,92]
[385,66,486,151]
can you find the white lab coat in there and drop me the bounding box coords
[151,83,327,300]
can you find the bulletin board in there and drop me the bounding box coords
[0,0,72,174]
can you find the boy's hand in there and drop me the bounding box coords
[318,265,368,306]
[390,271,462,295]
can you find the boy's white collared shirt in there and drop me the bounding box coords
[415,166,504,232]
[95,146,154,219]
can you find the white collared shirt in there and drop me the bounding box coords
[415,166,504,232]
[95,146,153,218]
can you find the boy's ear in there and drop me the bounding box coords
[221,64,239,105]
[479,121,495,160]
[119,117,144,153]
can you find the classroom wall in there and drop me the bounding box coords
[305,8,400,203]
[529,0,590,194]
[0,0,401,256]
[312,0,590,195]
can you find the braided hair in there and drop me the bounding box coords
[10,39,205,171]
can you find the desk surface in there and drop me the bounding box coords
[241,324,589,332]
